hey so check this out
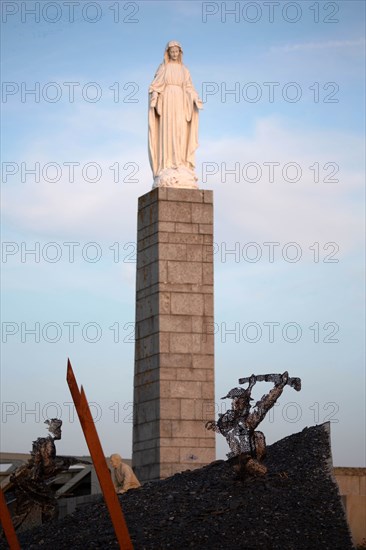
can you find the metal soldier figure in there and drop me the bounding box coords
[206,372,301,476]
[6,419,89,529]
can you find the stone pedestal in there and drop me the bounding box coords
[132,188,215,482]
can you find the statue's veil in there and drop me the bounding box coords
[164,40,183,64]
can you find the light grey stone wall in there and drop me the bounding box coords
[132,188,215,482]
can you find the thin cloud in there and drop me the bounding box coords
[2,117,363,255]
[271,38,366,53]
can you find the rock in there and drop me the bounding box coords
[3,423,354,550]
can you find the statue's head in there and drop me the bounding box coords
[45,418,62,440]
[222,387,253,413]
[110,453,123,468]
[164,41,183,64]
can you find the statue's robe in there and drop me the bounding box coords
[148,62,200,178]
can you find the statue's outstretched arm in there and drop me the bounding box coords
[247,372,289,430]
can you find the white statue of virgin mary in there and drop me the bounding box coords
[148,41,203,189]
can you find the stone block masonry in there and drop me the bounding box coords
[132,188,215,482]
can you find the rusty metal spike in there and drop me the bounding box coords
[0,487,21,550]
[66,359,133,549]
[66,358,80,405]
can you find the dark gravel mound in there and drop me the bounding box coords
[7,423,354,549]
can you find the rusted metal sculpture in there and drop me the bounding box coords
[0,487,21,549]
[206,371,301,476]
[5,418,89,529]
[67,359,133,550]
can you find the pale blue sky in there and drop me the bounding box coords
[1,1,365,466]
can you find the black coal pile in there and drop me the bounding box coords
[6,423,354,549]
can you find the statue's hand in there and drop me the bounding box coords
[150,91,158,109]
[205,420,216,431]
[249,374,257,386]
[194,97,203,109]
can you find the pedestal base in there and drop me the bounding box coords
[132,188,215,482]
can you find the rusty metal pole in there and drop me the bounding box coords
[0,487,21,550]
[66,359,133,549]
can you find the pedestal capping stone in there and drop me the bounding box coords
[132,188,215,482]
